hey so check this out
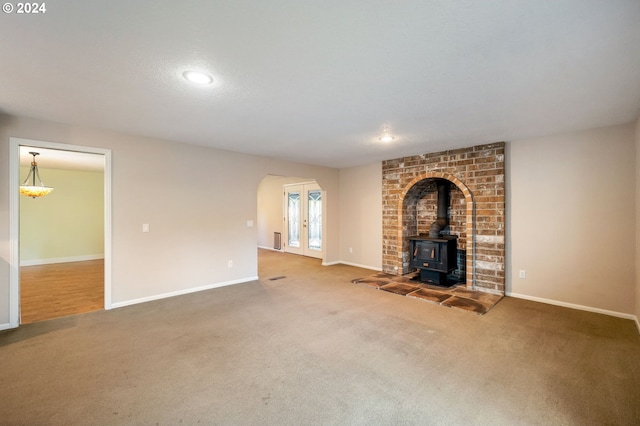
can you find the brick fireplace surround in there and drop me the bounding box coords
[382,142,505,294]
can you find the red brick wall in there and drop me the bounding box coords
[416,183,467,249]
[382,143,505,293]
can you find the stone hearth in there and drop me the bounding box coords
[352,273,503,315]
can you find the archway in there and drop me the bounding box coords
[395,172,475,288]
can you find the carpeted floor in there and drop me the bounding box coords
[352,272,503,314]
[1,249,639,425]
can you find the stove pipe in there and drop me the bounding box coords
[428,180,449,238]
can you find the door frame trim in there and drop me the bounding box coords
[283,181,324,259]
[8,137,112,328]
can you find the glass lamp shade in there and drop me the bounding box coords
[20,152,54,198]
[20,185,54,198]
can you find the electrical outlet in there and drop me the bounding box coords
[519,270,526,279]
[142,224,150,233]
[228,260,233,268]
[349,247,353,253]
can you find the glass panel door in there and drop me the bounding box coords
[307,190,322,251]
[283,182,323,259]
[287,191,301,248]
[284,185,303,255]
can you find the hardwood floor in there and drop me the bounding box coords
[20,260,104,324]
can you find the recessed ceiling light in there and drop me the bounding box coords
[182,70,213,85]
[378,123,395,142]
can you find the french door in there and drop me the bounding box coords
[284,182,323,259]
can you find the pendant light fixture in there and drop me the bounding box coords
[20,152,54,198]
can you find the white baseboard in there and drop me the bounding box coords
[507,292,640,331]
[6,284,637,335]
[339,261,383,271]
[258,245,283,252]
[322,260,382,271]
[110,276,259,310]
[0,322,17,331]
[20,254,104,267]
[258,249,380,271]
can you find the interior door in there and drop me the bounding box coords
[284,182,323,259]
[285,184,304,256]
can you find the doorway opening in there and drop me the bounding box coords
[9,138,112,328]
[283,181,323,259]
[256,175,327,279]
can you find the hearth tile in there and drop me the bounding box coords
[351,277,390,289]
[452,288,503,305]
[351,273,502,315]
[390,275,414,284]
[409,276,461,291]
[407,288,452,304]
[379,282,421,296]
[441,296,487,314]
[421,282,459,293]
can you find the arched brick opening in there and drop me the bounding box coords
[396,172,475,288]
[382,143,505,294]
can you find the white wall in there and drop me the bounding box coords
[335,123,637,317]
[339,162,382,271]
[508,123,636,315]
[0,115,340,326]
[636,116,640,325]
[257,175,311,249]
[20,167,104,264]
[2,115,637,326]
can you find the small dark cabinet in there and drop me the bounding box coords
[409,235,458,286]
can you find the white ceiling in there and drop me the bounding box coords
[2,1,639,168]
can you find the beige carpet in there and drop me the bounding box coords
[1,249,639,425]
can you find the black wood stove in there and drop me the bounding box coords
[409,235,458,286]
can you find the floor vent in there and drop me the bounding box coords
[269,276,286,281]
